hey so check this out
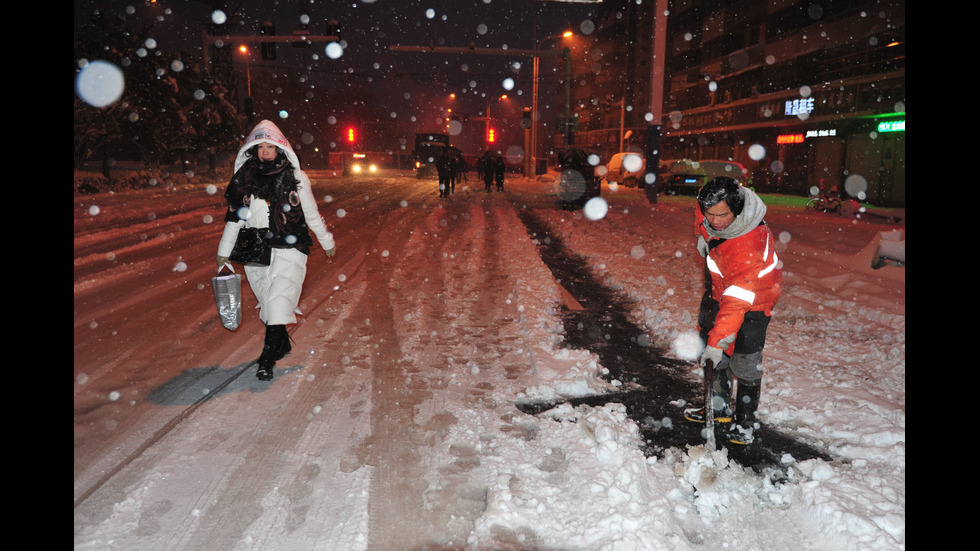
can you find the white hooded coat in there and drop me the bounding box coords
[217,120,335,325]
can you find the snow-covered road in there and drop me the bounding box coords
[74,171,905,550]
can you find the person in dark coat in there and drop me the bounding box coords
[482,152,495,192]
[447,150,460,194]
[436,149,453,198]
[494,156,505,191]
[453,150,467,188]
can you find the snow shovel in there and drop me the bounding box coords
[703,358,716,450]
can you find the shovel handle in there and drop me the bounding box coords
[703,358,716,449]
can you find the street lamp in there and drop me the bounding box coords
[238,44,251,97]
[530,31,572,177]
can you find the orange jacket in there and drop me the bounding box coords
[696,209,782,352]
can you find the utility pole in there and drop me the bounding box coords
[389,44,571,178]
[645,0,669,204]
[615,97,625,153]
[202,29,341,128]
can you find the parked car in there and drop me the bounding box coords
[658,159,704,195]
[343,153,377,176]
[700,159,748,184]
[658,159,748,195]
[604,152,645,188]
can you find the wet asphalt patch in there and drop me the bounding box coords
[516,210,832,474]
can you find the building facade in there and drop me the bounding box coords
[566,0,905,205]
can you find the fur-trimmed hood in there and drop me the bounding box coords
[234,120,301,176]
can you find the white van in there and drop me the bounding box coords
[604,152,645,188]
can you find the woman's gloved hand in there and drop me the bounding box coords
[324,246,336,257]
[216,255,230,267]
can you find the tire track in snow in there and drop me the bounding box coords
[349,194,541,548]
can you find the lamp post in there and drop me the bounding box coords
[238,44,251,97]
[645,0,669,204]
[615,96,625,153]
[385,41,572,176]
[530,31,571,178]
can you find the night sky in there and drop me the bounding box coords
[75,0,603,155]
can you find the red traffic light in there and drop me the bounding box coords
[487,128,496,143]
[347,127,356,142]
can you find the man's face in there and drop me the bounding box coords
[705,201,735,231]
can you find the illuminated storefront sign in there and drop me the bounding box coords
[805,129,838,138]
[785,98,815,116]
[877,120,905,133]
[777,128,839,143]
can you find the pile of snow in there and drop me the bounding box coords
[74,176,904,550]
[456,185,903,550]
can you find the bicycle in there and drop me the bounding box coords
[805,183,842,214]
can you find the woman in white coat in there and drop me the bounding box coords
[216,120,336,380]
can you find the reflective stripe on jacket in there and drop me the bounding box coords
[697,220,782,352]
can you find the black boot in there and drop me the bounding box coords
[256,357,275,381]
[256,325,291,381]
[684,367,732,423]
[266,325,292,361]
[728,381,761,445]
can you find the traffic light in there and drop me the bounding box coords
[326,19,341,41]
[346,127,356,143]
[261,21,276,60]
[487,128,496,143]
[522,107,531,129]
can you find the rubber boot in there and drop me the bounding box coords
[728,381,761,445]
[684,367,732,423]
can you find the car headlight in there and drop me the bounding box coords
[352,164,362,173]
[369,164,377,172]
